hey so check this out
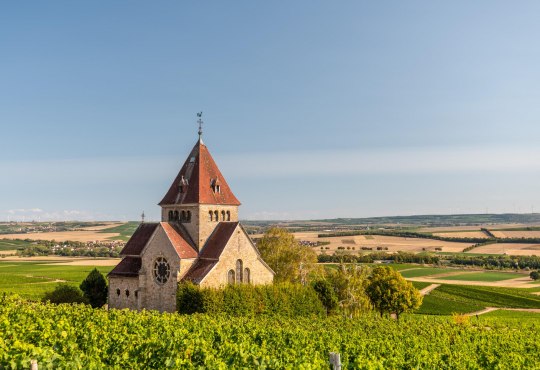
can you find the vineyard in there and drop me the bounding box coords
[2,295,540,369]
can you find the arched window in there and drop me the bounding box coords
[221,210,226,221]
[227,269,235,284]
[116,288,120,296]
[168,210,173,221]
[125,289,130,297]
[181,210,186,221]
[209,211,213,221]
[236,259,243,283]
[226,211,231,221]
[187,211,191,222]
[173,211,179,221]
[244,268,250,284]
[214,210,219,222]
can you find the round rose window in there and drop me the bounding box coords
[153,257,170,285]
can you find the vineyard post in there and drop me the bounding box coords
[329,352,341,370]
[31,360,38,370]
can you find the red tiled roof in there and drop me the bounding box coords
[108,257,141,277]
[161,222,198,258]
[181,259,217,284]
[119,223,159,256]
[159,140,241,206]
[199,222,239,259]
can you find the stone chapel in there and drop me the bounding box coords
[108,124,274,312]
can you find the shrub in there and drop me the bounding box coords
[177,283,325,317]
[530,271,539,280]
[312,279,338,315]
[43,284,87,304]
[80,268,108,308]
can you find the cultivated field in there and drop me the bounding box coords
[0,260,116,299]
[287,232,475,254]
[432,231,490,239]
[0,222,136,242]
[468,243,540,255]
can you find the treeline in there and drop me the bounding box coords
[318,230,540,244]
[318,252,540,270]
[448,255,540,270]
[17,239,123,258]
[318,251,440,264]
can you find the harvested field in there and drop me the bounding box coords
[418,224,535,233]
[0,231,120,242]
[490,231,540,239]
[433,231,490,239]
[310,234,472,254]
[0,256,120,265]
[468,243,540,256]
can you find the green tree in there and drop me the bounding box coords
[43,284,87,304]
[80,268,108,308]
[312,279,338,315]
[327,264,372,317]
[257,227,318,283]
[366,266,422,320]
[530,271,539,280]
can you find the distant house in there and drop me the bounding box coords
[108,128,274,312]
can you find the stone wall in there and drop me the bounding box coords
[108,276,140,310]
[139,226,181,312]
[200,224,274,287]
[197,205,238,249]
[161,204,239,250]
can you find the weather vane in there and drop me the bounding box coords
[197,111,203,140]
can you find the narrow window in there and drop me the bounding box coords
[216,185,221,193]
[168,211,173,221]
[116,288,120,296]
[236,259,243,283]
[135,290,138,298]
[181,210,186,222]
[227,269,235,284]
[125,289,130,297]
[221,210,226,221]
[244,268,250,284]
[187,211,191,222]
[174,211,179,221]
[209,211,213,221]
[214,210,218,222]
[226,211,231,221]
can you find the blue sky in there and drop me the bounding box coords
[1,1,539,221]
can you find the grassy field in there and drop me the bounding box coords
[417,284,540,315]
[0,261,114,300]
[98,222,139,241]
[399,267,451,278]
[435,271,525,282]
[479,309,540,320]
[0,239,35,251]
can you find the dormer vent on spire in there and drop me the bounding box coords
[179,176,189,194]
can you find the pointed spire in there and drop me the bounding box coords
[197,111,203,143]
[141,211,145,224]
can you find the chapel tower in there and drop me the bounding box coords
[157,117,241,249]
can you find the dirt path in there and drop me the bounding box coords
[406,276,537,289]
[467,307,540,316]
[419,284,440,296]
[467,307,499,316]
